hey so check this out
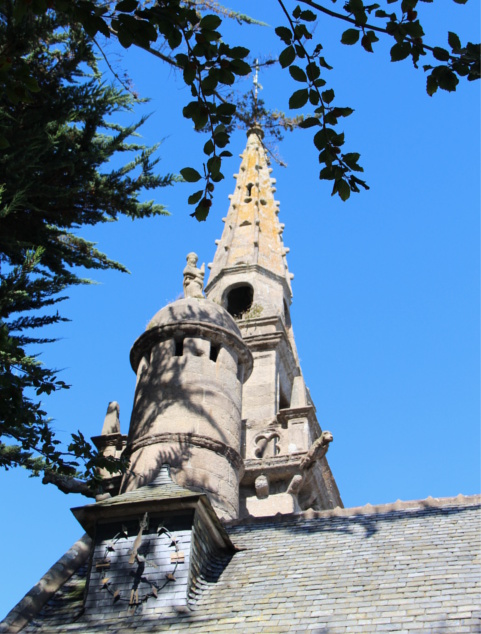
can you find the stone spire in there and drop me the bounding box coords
[205,126,293,319]
[205,128,342,518]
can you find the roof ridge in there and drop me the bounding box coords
[225,493,481,527]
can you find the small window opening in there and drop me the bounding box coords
[283,300,292,328]
[246,183,253,196]
[272,436,280,456]
[174,338,184,356]
[279,388,290,410]
[227,285,253,318]
[210,343,220,362]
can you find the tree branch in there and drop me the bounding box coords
[42,471,96,497]
[297,0,439,56]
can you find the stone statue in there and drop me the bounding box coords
[299,430,333,471]
[183,252,205,299]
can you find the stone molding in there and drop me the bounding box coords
[205,263,292,298]
[242,331,286,352]
[130,320,253,378]
[277,406,315,428]
[242,453,308,485]
[91,432,127,450]
[128,432,245,473]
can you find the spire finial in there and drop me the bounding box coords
[253,58,262,123]
[253,58,261,102]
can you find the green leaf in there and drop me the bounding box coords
[279,45,296,68]
[341,29,360,45]
[361,34,373,53]
[433,47,450,62]
[448,32,461,52]
[313,129,327,150]
[228,46,250,59]
[117,28,134,48]
[390,42,411,62]
[193,198,212,221]
[275,26,292,45]
[306,61,320,81]
[299,117,320,129]
[436,67,459,92]
[294,24,310,40]
[216,103,236,116]
[207,155,221,177]
[322,88,335,104]
[309,89,320,105]
[336,179,351,201]
[188,190,203,205]
[200,14,222,30]
[426,73,438,96]
[116,0,138,10]
[300,9,317,21]
[288,89,309,109]
[230,59,251,76]
[289,65,307,82]
[183,64,196,86]
[204,140,214,155]
[180,167,202,183]
[343,152,363,171]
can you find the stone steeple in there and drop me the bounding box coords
[206,127,342,517]
[205,126,294,322]
[87,127,341,522]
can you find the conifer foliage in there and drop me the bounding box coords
[0,6,173,489]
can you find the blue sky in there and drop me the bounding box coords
[2,0,479,619]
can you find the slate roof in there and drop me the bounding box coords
[4,494,479,634]
[91,467,199,506]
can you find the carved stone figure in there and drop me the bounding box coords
[183,252,205,299]
[255,474,269,499]
[287,474,303,495]
[299,431,333,471]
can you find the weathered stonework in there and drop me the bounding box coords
[205,128,342,516]
[121,297,252,521]
[1,127,479,634]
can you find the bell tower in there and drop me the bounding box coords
[205,127,342,517]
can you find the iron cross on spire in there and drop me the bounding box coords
[253,58,262,122]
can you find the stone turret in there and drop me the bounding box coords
[120,295,252,521]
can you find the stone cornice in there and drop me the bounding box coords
[242,453,308,485]
[130,320,253,379]
[277,406,315,428]
[205,263,292,298]
[91,433,127,450]
[241,331,286,352]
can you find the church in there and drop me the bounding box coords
[1,127,479,633]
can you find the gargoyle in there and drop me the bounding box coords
[299,430,333,471]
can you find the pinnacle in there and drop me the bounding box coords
[206,128,292,292]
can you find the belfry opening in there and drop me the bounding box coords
[226,284,253,318]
